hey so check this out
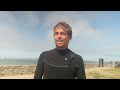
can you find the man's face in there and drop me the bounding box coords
[54,28,70,50]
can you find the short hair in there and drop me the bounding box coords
[53,21,72,39]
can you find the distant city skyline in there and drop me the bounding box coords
[0,11,120,62]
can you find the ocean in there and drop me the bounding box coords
[0,58,107,65]
[0,58,38,65]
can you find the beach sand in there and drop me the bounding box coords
[0,64,118,79]
[0,65,35,79]
[0,74,34,79]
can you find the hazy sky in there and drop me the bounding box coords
[0,11,120,61]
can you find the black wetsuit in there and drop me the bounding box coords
[34,48,86,79]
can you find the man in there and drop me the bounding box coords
[101,58,104,67]
[99,58,101,67]
[34,21,86,79]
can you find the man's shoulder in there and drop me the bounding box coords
[70,50,81,57]
[69,50,83,60]
[41,48,55,55]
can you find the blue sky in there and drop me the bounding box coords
[0,11,120,62]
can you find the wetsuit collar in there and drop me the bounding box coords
[55,48,70,56]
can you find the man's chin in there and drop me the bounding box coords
[56,45,64,48]
[56,45,63,48]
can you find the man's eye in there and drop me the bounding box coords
[61,32,66,35]
[54,32,67,36]
[55,33,58,35]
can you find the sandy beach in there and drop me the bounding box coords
[0,74,34,79]
[0,64,118,79]
[0,65,35,79]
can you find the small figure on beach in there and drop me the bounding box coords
[99,58,101,67]
[101,58,104,67]
[115,61,118,68]
[34,21,86,79]
[99,58,104,67]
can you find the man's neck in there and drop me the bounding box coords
[56,47,68,50]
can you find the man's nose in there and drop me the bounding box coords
[57,33,62,38]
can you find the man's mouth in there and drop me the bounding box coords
[56,40,63,44]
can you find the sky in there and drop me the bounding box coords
[0,11,120,62]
